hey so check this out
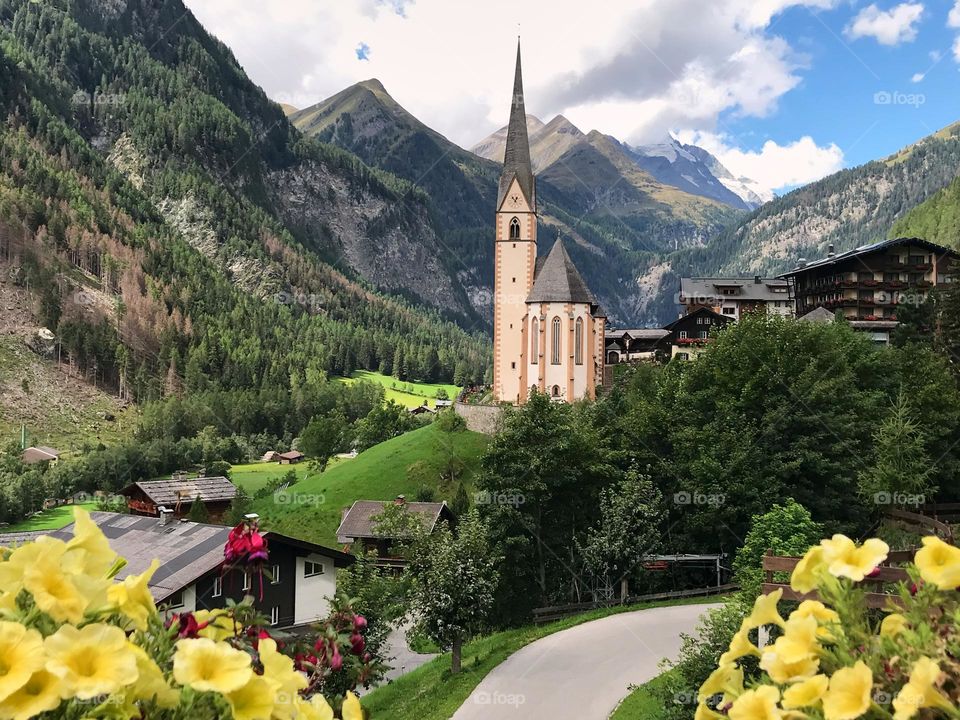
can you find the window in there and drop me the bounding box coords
[304,561,325,577]
[271,563,281,585]
[530,317,539,363]
[679,331,688,339]
[551,384,560,398]
[212,576,222,598]
[574,317,583,365]
[551,317,561,364]
[678,352,690,361]
[511,361,516,369]
[722,307,735,315]
[166,590,184,609]
[270,606,280,626]
[699,330,709,339]
[509,217,521,240]
[242,571,251,591]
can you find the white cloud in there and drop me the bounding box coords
[949,0,960,27]
[676,130,844,194]
[954,35,960,61]
[911,71,925,81]
[845,3,924,46]
[183,0,842,148]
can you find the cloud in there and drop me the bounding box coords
[949,0,960,27]
[954,35,960,61]
[676,130,844,193]
[845,3,924,46]
[356,42,371,61]
[910,71,924,81]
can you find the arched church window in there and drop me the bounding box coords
[574,317,583,365]
[509,217,521,240]
[552,384,560,397]
[531,317,539,364]
[551,316,561,364]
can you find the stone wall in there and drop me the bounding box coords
[454,402,506,435]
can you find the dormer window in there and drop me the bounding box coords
[509,217,521,240]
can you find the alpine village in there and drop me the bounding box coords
[2,2,960,719]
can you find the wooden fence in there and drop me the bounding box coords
[531,583,738,624]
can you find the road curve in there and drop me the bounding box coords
[451,603,719,720]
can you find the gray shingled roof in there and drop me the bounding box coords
[125,476,236,506]
[605,329,670,340]
[497,42,536,211]
[680,277,789,303]
[799,307,837,324]
[336,500,450,542]
[776,237,957,277]
[526,240,597,304]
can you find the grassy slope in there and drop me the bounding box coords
[334,371,461,409]
[609,670,677,720]
[251,423,488,546]
[229,460,345,495]
[3,502,98,532]
[361,597,719,720]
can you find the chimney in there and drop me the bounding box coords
[244,513,259,522]
[158,506,173,526]
[827,244,835,258]
[754,275,761,284]
[797,257,807,269]
[395,495,406,506]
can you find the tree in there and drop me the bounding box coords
[409,511,501,673]
[188,494,210,523]
[300,411,347,471]
[226,486,252,525]
[450,481,470,517]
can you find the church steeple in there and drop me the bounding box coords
[498,40,536,211]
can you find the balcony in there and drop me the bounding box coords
[676,337,713,345]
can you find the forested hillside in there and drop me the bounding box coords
[891,172,960,245]
[0,0,490,409]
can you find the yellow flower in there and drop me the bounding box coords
[297,694,334,720]
[695,702,726,720]
[195,608,240,641]
[226,674,276,720]
[782,674,828,709]
[45,623,138,700]
[173,638,252,694]
[719,621,761,666]
[791,546,827,594]
[892,657,954,720]
[259,638,307,719]
[23,554,89,625]
[127,644,179,708]
[0,622,45,703]
[879,613,908,638]
[760,619,821,685]
[342,692,363,720]
[0,670,63,720]
[821,535,889,582]
[790,600,840,642]
[821,661,873,720]
[744,588,786,630]
[699,663,744,703]
[729,685,783,720]
[914,536,960,590]
[108,559,159,631]
[64,507,117,577]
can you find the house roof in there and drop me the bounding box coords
[123,476,236,506]
[0,512,353,602]
[22,446,60,463]
[527,240,597,305]
[662,306,733,331]
[799,307,837,324]
[776,237,957,278]
[277,451,304,460]
[679,277,789,303]
[497,41,536,211]
[336,500,452,542]
[605,328,670,340]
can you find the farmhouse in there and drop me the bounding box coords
[337,496,454,562]
[22,445,60,464]
[277,450,305,465]
[121,476,236,522]
[0,512,354,628]
[604,329,670,365]
[662,307,733,360]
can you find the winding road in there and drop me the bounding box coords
[451,603,719,720]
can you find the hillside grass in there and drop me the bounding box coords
[229,460,346,495]
[334,370,460,409]
[361,597,719,720]
[251,423,488,546]
[3,502,98,532]
[609,670,677,720]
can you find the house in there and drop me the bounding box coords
[121,476,237,522]
[260,450,279,462]
[679,276,793,320]
[22,446,60,465]
[277,450,305,465]
[408,405,436,416]
[662,307,733,360]
[336,496,455,563]
[0,512,354,628]
[434,399,453,408]
[604,329,670,365]
[777,237,958,345]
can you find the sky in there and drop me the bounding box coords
[184,0,960,196]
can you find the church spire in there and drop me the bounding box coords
[498,40,536,211]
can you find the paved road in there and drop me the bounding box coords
[451,603,719,720]
[381,623,437,683]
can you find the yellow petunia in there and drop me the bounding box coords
[108,559,159,631]
[719,621,761,666]
[879,613,908,638]
[127,644,179,708]
[729,685,783,720]
[342,692,364,720]
[225,674,276,720]
[64,507,117,578]
[259,638,307,719]
[0,670,64,720]
[791,545,827,594]
[0,622,45,703]
[699,662,744,704]
[892,657,954,720]
[821,661,873,720]
[173,638,252,695]
[695,702,726,720]
[821,535,889,582]
[195,608,240,641]
[744,588,786,630]
[760,628,820,685]
[790,600,841,642]
[297,694,334,720]
[45,623,138,700]
[914,536,960,590]
[782,674,829,709]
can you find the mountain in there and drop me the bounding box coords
[682,143,772,209]
[0,0,490,407]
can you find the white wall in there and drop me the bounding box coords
[294,553,338,626]
[524,301,594,402]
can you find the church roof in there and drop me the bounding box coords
[497,42,536,211]
[527,240,596,305]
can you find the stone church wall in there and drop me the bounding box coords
[453,402,506,435]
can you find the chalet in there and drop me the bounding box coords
[778,238,958,345]
[663,306,733,360]
[121,476,236,523]
[22,446,60,465]
[604,329,670,365]
[0,512,354,628]
[679,276,793,320]
[260,450,280,462]
[277,450,305,465]
[336,496,454,562]
[408,405,436,416]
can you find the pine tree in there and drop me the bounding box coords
[450,481,470,517]
[188,495,210,523]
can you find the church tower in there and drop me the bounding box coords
[492,41,537,404]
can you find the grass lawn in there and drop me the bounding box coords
[4,502,98,532]
[361,596,720,720]
[252,423,488,546]
[334,370,461,409]
[609,669,677,720]
[229,459,345,495]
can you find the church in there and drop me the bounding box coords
[492,43,606,405]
